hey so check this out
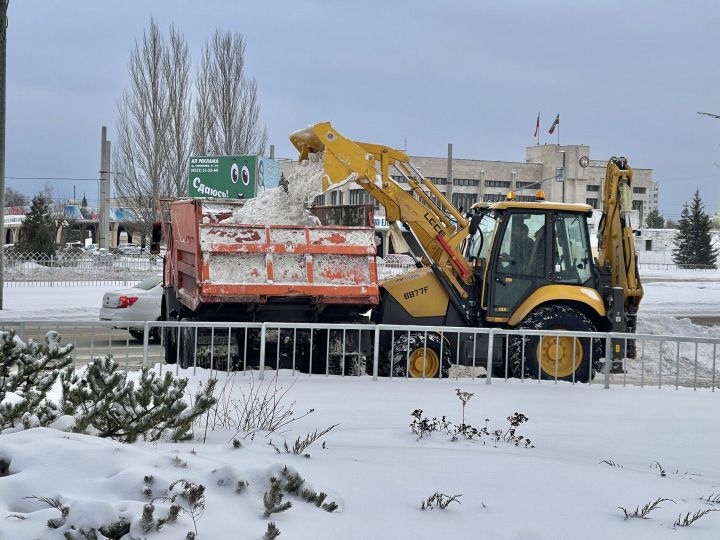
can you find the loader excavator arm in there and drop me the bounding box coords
[596,157,643,317]
[290,122,474,299]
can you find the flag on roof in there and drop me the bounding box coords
[548,114,560,134]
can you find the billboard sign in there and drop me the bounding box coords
[188,155,280,199]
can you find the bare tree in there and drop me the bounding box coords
[163,26,192,197]
[114,18,190,233]
[193,30,267,156]
[4,186,25,206]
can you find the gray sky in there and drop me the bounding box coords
[6,0,720,220]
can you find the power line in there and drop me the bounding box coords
[5,176,100,181]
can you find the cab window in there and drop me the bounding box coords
[552,213,593,284]
[496,213,546,276]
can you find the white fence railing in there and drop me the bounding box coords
[2,319,718,391]
[638,262,717,271]
[3,252,161,286]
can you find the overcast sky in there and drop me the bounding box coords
[6,0,720,219]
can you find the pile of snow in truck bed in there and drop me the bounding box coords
[223,153,325,226]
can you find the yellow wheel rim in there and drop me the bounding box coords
[536,336,583,378]
[408,348,440,378]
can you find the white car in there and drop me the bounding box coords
[100,275,163,341]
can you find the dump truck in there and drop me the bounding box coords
[289,122,643,381]
[155,198,379,371]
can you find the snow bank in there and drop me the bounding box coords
[0,376,719,539]
[223,153,325,226]
[630,313,720,382]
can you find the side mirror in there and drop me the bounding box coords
[150,222,162,255]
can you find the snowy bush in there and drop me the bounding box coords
[61,356,217,443]
[1,328,217,443]
[0,330,73,432]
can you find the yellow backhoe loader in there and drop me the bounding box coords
[290,122,643,381]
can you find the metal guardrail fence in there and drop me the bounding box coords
[1,319,717,391]
[638,262,718,271]
[3,251,162,286]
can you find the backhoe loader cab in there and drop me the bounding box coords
[470,199,597,323]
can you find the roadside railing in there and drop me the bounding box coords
[638,262,718,271]
[1,319,717,391]
[3,251,161,286]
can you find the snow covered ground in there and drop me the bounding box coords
[1,372,718,539]
[0,285,107,321]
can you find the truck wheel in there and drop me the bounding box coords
[163,317,178,365]
[389,332,451,378]
[509,305,602,383]
[178,318,197,369]
[129,329,144,342]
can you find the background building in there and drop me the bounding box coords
[282,143,657,226]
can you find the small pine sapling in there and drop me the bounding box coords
[0,331,74,431]
[420,492,462,510]
[701,493,720,504]
[264,522,281,539]
[264,477,292,517]
[618,498,675,520]
[674,508,719,528]
[61,356,216,442]
[279,466,338,512]
[24,495,69,529]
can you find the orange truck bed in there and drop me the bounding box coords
[164,199,379,312]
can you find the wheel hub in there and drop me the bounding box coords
[408,348,439,378]
[537,336,583,378]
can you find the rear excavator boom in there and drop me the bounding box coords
[597,157,644,309]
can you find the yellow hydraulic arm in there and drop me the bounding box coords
[596,157,643,310]
[290,122,473,299]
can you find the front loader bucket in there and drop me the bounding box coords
[290,122,366,192]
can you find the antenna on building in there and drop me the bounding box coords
[404,136,407,152]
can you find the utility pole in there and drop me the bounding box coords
[0,1,9,310]
[98,126,110,249]
[269,144,275,159]
[446,143,454,206]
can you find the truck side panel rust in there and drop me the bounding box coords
[166,199,379,309]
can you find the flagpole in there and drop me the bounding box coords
[557,120,560,146]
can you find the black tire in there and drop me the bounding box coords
[129,329,144,342]
[163,317,178,365]
[508,305,602,383]
[178,318,197,369]
[387,332,451,378]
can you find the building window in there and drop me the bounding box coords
[586,198,598,209]
[587,184,600,192]
[349,189,373,205]
[632,200,643,211]
[516,181,539,189]
[452,193,477,212]
[633,187,647,194]
[483,193,505,203]
[516,195,536,202]
[645,239,652,251]
[330,190,343,205]
[313,194,326,206]
[427,177,447,185]
[453,178,479,187]
[485,180,511,188]
[391,175,407,183]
